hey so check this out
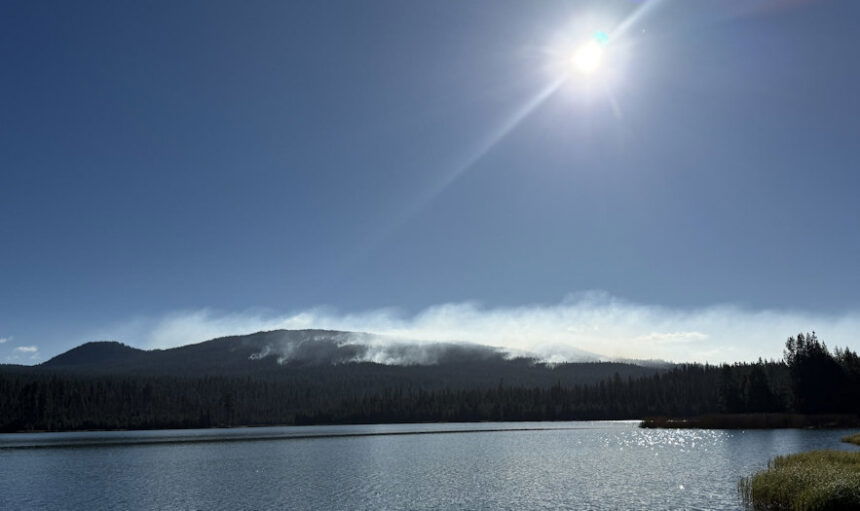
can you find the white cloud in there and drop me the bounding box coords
[6,345,40,363]
[90,292,860,364]
[634,331,709,344]
[0,337,8,344]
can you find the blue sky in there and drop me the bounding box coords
[2,0,859,363]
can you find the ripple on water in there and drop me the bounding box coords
[0,421,856,511]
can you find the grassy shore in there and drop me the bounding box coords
[844,433,860,446]
[640,413,860,429]
[739,450,860,510]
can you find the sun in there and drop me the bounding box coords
[572,40,604,75]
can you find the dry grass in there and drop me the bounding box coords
[739,450,860,510]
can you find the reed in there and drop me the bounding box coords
[739,450,860,510]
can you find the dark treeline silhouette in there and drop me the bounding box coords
[1,332,858,432]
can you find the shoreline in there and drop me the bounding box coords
[0,421,630,450]
[5,413,859,438]
[0,417,642,436]
[640,413,860,429]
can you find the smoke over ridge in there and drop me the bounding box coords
[243,330,523,366]
[87,292,860,364]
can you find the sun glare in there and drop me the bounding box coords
[572,40,604,75]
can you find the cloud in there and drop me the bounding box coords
[88,292,860,364]
[6,345,40,362]
[634,331,709,344]
[0,337,8,344]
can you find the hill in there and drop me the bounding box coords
[0,329,677,432]
[2,330,857,433]
[35,329,662,389]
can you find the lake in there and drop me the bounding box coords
[1,421,856,510]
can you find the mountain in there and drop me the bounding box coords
[35,329,663,388]
[4,330,855,433]
[41,329,513,373]
[1,329,684,432]
[44,341,145,367]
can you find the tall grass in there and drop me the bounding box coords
[739,450,860,510]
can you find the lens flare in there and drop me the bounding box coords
[572,40,604,75]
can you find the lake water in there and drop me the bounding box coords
[1,421,856,510]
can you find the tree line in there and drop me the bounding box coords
[0,332,857,432]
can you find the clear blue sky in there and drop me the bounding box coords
[2,0,859,361]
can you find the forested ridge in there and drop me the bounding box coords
[1,332,858,432]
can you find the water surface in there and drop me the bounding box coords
[1,421,856,510]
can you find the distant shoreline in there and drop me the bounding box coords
[0,421,632,450]
[640,413,860,429]
[0,418,640,437]
[6,413,860,438]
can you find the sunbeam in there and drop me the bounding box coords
[357,2,676,258]
[354,75,568,257]
[331,0,674,284]
[402,75,568,222]
[611,0,672,40]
